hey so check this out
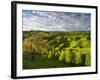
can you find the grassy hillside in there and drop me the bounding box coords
[23,31,91,69]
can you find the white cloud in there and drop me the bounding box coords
[23,10,91,31]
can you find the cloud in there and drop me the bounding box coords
[23,10,91,31]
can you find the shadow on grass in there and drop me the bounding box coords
[23,53,88,69]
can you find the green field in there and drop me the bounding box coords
[23,31,91,69]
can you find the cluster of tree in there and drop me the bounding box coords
[23,31,91,66]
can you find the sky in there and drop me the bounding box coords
[22,10,91,31]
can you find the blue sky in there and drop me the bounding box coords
[22,10,91,31]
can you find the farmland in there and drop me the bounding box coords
[23,31,91,69]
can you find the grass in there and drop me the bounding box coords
[23,53,85,69]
